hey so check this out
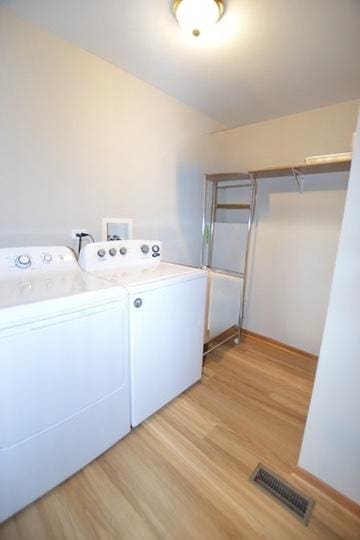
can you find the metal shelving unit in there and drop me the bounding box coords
[202,172,257,355]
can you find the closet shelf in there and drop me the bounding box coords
[216,204,251,210]
[249,157,351,179]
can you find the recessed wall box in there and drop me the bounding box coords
[102,218,133,241]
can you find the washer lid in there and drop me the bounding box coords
[0,270,126,311]
[91,262,205,289]
[0,274,127,333]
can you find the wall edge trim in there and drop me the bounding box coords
[292,466,360,517]
[241,329,318,361]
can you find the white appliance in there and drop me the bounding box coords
[0,246,130,523]
[79,240,207,427]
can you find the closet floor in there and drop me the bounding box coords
[1,336,359,540]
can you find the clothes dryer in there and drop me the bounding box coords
[79,240,206,427]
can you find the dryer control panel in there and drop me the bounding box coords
[79,240,162,271]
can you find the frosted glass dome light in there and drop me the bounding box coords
[173,0,224,37]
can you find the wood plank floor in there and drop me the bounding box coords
[1,336,359,539]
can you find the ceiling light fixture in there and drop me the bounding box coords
[173,0,224,37]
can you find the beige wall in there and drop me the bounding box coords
[201,100,359,354]
[0,8,221,264]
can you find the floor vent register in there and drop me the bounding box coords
[250,464,315,525]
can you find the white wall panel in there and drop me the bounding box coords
[299,110,360,503]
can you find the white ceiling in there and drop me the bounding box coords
[1,0,360,127]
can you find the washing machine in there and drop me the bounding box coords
[79,240,207,427]
[0,246,130,523]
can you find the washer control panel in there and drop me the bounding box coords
[79,240,162,271]
[0,246,78,276]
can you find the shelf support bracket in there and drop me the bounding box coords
[292,168,305,194]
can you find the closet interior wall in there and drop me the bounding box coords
[197,101,358,354]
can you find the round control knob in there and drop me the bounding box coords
[141,244,150,254]
[152,245,160,253]
[15,255,31,269]
[134,298,143,308]
[43,253,52,263]
[97,249,106,258]
[109,248,117,257]
[119,247,127,255]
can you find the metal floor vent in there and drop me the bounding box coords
[250,464,315,525]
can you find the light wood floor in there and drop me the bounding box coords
[1,336,359,539]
